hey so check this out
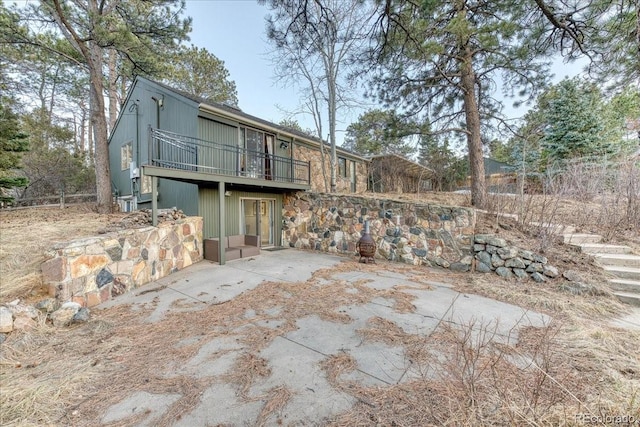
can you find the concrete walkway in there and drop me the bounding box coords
[97,250,552,426]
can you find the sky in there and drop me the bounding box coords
[184,0,586,147]
[185,0,349,138]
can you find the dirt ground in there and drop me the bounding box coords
[1,194,639,425]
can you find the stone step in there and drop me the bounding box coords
[529,222,577,235]
[603,265,640,281]
[578,243,634,255]
[595,253,640,268]
[614,291,640,307]
[609,279,640,293]
[563,233,603,244]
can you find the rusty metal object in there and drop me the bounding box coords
[357,221,376,264]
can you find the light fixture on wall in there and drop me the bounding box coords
[224,191,232,197]
[279,141,289,149]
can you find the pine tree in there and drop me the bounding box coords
[0,99,29,204]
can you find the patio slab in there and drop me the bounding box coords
[96,250,553,425]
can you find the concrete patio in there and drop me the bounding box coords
[97,249,552,426]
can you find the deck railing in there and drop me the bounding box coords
[149,128,310,185]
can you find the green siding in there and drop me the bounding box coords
[199,187,283,244]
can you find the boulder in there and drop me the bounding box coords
[491,253,505,268]
[543,264,560,278]
[51,302,82,328]
[513,268,529,279]
[495,267,514,278]
[450,262,470,272]
[505,257,526,269]
[0,307,13,333]
[497,246,519,260]
[526,262,544,273]
[35,298,59,314]
[531,272,547,283]
[72,308,91,323]
[476,262,492,273]
[476,251,491,266]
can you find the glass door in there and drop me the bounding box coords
[241,198,275,247]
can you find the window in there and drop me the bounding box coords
[140,170,152,194]
[121,142,132,170]
[338,157,347,177]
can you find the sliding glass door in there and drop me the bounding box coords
[241,198,275,246]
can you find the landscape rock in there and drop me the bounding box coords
[513,268,529,279]
[526,262,544,273]
[532,254,548,264]
[484,236,507,248]
[491,253,505,268]
[13,316,36,330]
[562,270,583,282]
[476,262,492,273]
[8,303,40,320]
[51,302,82,327]
[543,264,559,278]
[497,246,519,260]
[35,298,60,314]
[505,257,526,269]
[485,244,498,254]
[476,251,491,266]
[531,272,547,283]
[0,333,6,344]
[495,267,514,278]
[450,262,470,272]
[72,308,91,323]
[0,307,13,333]
[518,249,535,261]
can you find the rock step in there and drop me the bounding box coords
[595,253,640,268]
[578,243,634,255]
[613,291,640,307]
[609,279,640,293]
[529,222,577,235]
[563,233,603,244]
[603,265,640,281]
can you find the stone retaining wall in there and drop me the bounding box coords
[41,217,203,307]
[473,234,560,281]
[282,193,475,269]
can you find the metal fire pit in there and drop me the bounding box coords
[357,221,376,264]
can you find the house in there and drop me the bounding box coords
[368,153,433,193]
[108,77,368,263]
[461,157,517,193]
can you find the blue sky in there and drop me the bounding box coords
[185,0,342,136]
[184,0,585,147]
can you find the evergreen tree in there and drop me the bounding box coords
[165,45,238,106]
[0,99,29,204]
[343,110,422,157]
[370,0,550,208]
[541,78,611,163]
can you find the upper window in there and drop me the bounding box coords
[338,157,347,177]
[121,142,132,170]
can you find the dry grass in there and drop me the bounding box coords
[1,189,640,425]
[0,204,128,302]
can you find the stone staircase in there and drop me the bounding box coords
[564,233,640,306]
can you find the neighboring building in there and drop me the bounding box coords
[108,77,367,262]
[369,154,433,193]
[461,157,517,193]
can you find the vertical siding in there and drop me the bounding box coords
[199,187,283,244]
[198,117,239,174]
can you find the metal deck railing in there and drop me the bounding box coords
[149,128,310,185]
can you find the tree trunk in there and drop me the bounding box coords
[108,49,119,132]
[460,46,487,208]
[88,43,112,213]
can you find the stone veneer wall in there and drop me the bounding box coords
[41,217,203,307]
[282,193,475,269]
[294,144,368,193]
